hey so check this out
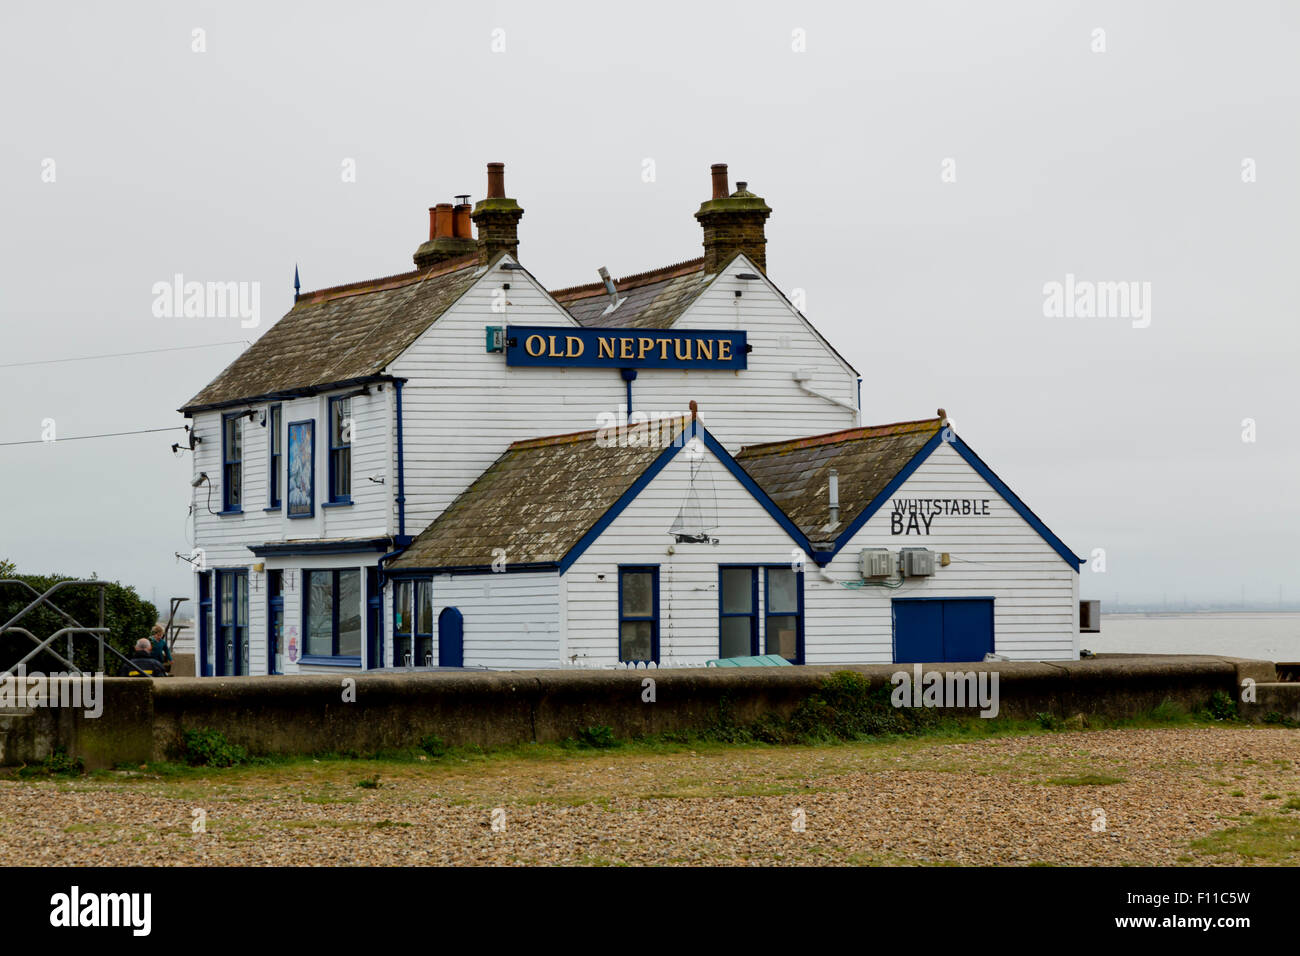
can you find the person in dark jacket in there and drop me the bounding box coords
[122,638,168,677]
[149,624,172,671]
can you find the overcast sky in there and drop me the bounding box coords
[1,0,1296,609]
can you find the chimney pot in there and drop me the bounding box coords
[710,163,729,199]
[452,202,472,240]
[486,162,506,199]
[432,203,454,239]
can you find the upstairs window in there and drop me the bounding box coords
[618,566,659,664]
[268,404,282,509]
[328,397,352,504]
[221,413,242,512]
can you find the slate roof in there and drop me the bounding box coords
[736,418,944,543]
[551,258,712,330]
[179,254,484,413]
[389,417,691,571]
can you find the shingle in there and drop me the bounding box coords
[179,255,483,412]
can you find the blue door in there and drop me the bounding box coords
[438,607,464,668]
[892,598,994,663]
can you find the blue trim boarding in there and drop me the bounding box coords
[817,430,1082,571]
[556,420,817,575]
[946,436,1084,570]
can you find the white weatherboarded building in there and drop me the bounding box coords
[179,162,1081,675]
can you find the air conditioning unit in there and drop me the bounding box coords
[1080,600,1101,633]
[859,548,893,579]
[900,548,934,577]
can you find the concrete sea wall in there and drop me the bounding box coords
[0,655,1289,770]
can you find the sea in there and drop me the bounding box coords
[1093,612,1300,662]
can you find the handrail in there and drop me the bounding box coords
[0,579,111,673]
[1,626,111,676]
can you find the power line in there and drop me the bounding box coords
[0,340,249,369]
[0,426,183,447]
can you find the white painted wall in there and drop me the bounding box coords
[806,440,1079,663]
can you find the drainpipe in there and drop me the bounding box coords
[394,378,408,542]
[621,367,636,414]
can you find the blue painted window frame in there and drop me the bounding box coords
[718,565,759,658]
[267,404,283,510]
[286,419,315,519]
[617,565,659,664]
[365,567,383,670]
[326,396,352,506]
[301,568,363,666]
[220,412,243,513]
[763,566,805,665]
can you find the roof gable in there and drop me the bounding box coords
[179,255,485,413]
[737,418,1082,570]
[388,417,815,574]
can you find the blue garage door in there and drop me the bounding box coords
[892,598,994,663]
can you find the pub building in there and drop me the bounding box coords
[179,163,1083,675]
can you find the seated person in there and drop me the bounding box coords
[122,638,168,677]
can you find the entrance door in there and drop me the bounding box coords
[216,570,250,676]
[892,598,994,663]
[268,570,283,675]
[438,607,463,668]
[365,567,382,669]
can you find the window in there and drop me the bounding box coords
[618,566,658,663]
[303,569,362,662]
[216,570,249,675]
[719,567,758,658]
[764,567,803,663]
[268,405,282,509]
[718,566,803,662]
[221,413,243,512]
[392,579,433,667]
[328,397,352,504]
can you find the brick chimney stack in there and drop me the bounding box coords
[414,198,476,269]
[471,162,524,265]
[694,162,772,274]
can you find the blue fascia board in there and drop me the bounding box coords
[555,420,817,575]
[827,429,947,557]
[248,538,391,557]
[820,430,1082,572]
[946,436,1084,571]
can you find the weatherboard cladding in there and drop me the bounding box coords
[735,418,944,542]
[388,418,690,571]
[552,258,711,330]
[179,256,484,412]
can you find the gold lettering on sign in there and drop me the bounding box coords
[597,337,616,360]
[674,339,692,361]
[638,337,654,359]
[659,339,671,361]
[696,339,713,361]
[525,334,545,357]
[718,340,732,362]
[619,338,634,360]
[547,335,563,357]
[565,335,584,358]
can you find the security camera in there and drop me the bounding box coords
[191,472,209,488]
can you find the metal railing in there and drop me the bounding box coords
[0,579,135,676]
